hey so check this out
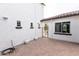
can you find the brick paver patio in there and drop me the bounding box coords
[1,38,79,56]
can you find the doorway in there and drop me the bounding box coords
[42,24,49,37]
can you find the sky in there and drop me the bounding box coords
[44,0,79,18]
[0,0,79,18]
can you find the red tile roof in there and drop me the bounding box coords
[41,10,79,22]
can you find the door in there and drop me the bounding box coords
[42,24,48,37]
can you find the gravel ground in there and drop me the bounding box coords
[1,38,79,56]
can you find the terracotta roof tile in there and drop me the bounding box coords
[41,10,79,22]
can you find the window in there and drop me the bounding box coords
[17,21,21,26]
[55,21,71,35]
[62,22,70,33]
[30,22,34,29]
[16,20,22,29]
[55,23,61,32]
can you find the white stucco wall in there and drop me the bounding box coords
[42,15,79,43]
[0,3,43,51]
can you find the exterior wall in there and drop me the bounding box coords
[42,15,79,43]
[0,3,43,51]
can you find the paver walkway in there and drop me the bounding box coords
[1,38,79,56]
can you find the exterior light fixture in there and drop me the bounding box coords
[2,17,8,20]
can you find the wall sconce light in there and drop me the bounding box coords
[2,17,8,20]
